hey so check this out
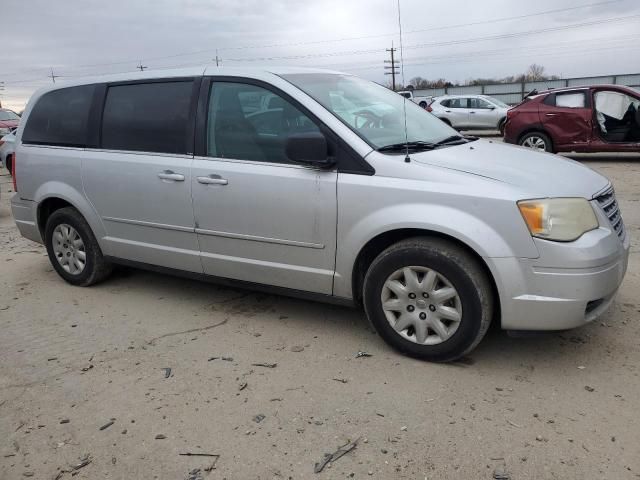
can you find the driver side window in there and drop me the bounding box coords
[207,82,320,163]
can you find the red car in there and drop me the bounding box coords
[504,85,640,153]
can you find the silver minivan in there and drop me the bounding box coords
[11,67,629,362]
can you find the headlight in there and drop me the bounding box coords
[518,198,598,242]
[0,127,10,136]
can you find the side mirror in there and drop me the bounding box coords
[285,132,335,168]
[488,106,496,110]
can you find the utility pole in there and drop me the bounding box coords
[49,68,60,83]
[137,61,147,72]
[214,49,221,67]
[384,43,399,91]
[0,81,4,108]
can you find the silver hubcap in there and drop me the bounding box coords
[52,224,86,275]
[522,136,546,150]
[381,266,462,345]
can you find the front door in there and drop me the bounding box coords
[540,90,593,150]
[468,97,498,128]
[191,80,337,294]
[82,79,202,272]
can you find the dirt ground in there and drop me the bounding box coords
[1,153,640,480]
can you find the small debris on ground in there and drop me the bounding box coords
[314,437,360,473]
[584,385,595,392]
[47,357,58,361]
[493,466,511,479]
[332,378,348,383]
[400,426,408,431]
[185,468,204,480]
[179,453,220,457]
[252,362,277,368]
[355,351,372,358]
[59,418,70,424]
[81,364,94,372]
[253,414,266,423]
[290,345,304,352]
[238,382,248,391]
[162,367,172,378]
[577,365,586,370]
[99,420,114,431]
[155,434,167,439]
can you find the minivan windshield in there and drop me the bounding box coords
[282,73,457,150]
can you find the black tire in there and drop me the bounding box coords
[518,131,553,152]
[45,207,112,287]
[440,118,452,127]
[419,101,427,109]
[363,237,493,362]
[5,155,12,175]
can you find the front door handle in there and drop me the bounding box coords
[470,111,476,114]
[197,174,228,186]
[157,170,185,182]
[445,110,452,113]
[545,113,557,117]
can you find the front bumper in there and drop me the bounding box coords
[488,221,629,331]
[10,194,42,244]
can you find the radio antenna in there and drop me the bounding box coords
[396,0,410,163]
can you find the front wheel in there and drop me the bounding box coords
[519,132,552,152]
[45,207,113,286]
[363,238,493,362]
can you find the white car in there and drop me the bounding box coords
[429,95,510,133]
[0,130,16,174]
[398,90,433,109]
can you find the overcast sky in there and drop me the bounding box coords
[2,0,640,110]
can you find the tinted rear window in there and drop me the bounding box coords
[101,81,193,154]
[22,85,95,147]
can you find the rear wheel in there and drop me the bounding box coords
[5,155,12,175]
[363,237,493,362]
[519,132,552,152]
[45,207,112,286]
[419,101,427,109]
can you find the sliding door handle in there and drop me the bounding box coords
[197,174,228,185]
[157,170,185,181]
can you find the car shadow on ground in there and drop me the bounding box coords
[103,265,609,370]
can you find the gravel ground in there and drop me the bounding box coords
[1,152,639,480]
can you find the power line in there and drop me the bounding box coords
[0,0,624,79]
[224,14,640,63]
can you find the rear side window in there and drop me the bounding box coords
[448,98,468,108]
[22,85,95,147]
[101,81,193,154]
[555,92,586,108]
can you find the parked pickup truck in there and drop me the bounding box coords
[398,90,433,108]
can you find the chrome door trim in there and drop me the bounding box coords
[102,216,195,233]
[195,227,325,249]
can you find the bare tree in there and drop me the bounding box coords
[526,64,546,81]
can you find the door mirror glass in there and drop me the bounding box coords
[285,132,334,168]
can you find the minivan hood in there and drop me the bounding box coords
[410,139,609,198]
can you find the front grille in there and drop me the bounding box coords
[595,186,625,239]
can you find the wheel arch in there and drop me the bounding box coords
[517,126,554,150]
[350,228,500,320]
[34,184,106,243]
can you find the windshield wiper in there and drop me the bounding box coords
[377,141,436,153]
[434,135,469,146]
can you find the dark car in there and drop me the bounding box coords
[503,85,640,153]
